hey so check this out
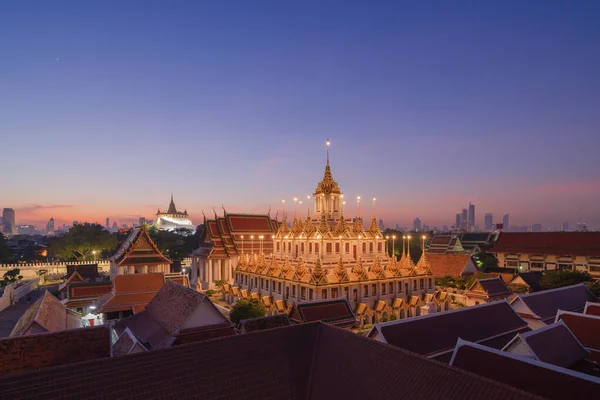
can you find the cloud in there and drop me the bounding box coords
[16,204,75,212]
[530,181,600,196]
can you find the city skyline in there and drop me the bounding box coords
[2,2,599,229]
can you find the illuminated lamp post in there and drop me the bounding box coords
[92,250,97,261]
[251,235,254,254]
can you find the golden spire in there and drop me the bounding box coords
[371,255,383,274]
[295,256,307,276]
[313,257,323,277]
[334,255,346,277]
[352,256,366,277]
[315,139,341,195]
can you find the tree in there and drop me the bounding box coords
[229,299,267,324]
[584,281,600,297]
[148,227,201,261]
[539,269,593,290]
[0,234,14,263]
[2,268,23,287]
[48,223,116,261]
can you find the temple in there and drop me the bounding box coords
[192,142,435,318]
[152,194,195,233]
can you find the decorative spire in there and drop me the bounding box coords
[416,251,431,274]
[334,255,346,277]
[370,256,383,274]
[295,256,307,276]
[168,193,177,214]
[313,257,323,277]
[314,139,341,195]
[352,256,366,277]
[368,217,381,237]
[281,255,292,275]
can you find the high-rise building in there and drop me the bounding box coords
[531,224,542,233]
[468,202,475,228]
[73,221,79,226]
[139,217,147,227]
[484,213,493,231]
[395,224,400,231]
[561,221,569,232]
[17,225,37,235]
[413,217,422,231]
[106,218,110,230]
[378,219,384,231]
[455,214,460,229]
[443,225,449,232]
[46,217,55,236]
[2,208,16,235]
[461,209,468,229]
[502,213,510,230]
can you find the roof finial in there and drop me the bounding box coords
[213,206,217,219]
[326,138,330,167]
[372,197,376,218]
[222,204,227,216]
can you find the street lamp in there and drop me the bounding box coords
[259,235,264,254]
[92,250,97,261]
[250,235,254,254]
[241,235,244,253]
[392,235,396,259]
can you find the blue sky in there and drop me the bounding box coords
[1,1,599,229]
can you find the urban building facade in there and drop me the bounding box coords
[2,208,15,235]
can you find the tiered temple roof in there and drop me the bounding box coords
[111,226,171,267]
[196,212,278,260]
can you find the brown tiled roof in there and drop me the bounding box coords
[511,284,599,322]
[113,280,233,350]
[239,315,290,333]
[291,299,356,328]
[511,322,590,368]
[556,311,600,351]
[173,323,237,345]
[65,264,100,280]
[0,326,110,375]
[585,302,600,317]
[0,322,541,400]
[492,232,600,256]
[10,291,81,337]
[467,277,512,299]
[426,254,473,277]
[69,283,113,299]
[370,301,529,357]
[450,340,600,400]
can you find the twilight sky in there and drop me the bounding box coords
[1,1,600,230]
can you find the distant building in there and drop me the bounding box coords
[531,224,542,233]
[502,213,510,229]
[413,217,422,231]
[2,208,15,235]
[378,219,384,231]
[562,221,569,232]
[461,209,468,230]
[484,213,493,231]
[395,224,400,231]
[491,232,600,279]
[105,218,110,230]
[468,203,475,228]
[442,225,449,232]
[455,214,460,229]
[46,218,55,236]
[110,221,118,232]
[138,217,147,227]
[152,194,195,233]
[17,225,37,235]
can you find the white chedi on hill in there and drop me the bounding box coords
[152,194,195,234]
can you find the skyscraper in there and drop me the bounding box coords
[455,213,460,229]
[378,219,384,231]
[461,209,468,229]
[413,217,422,231]
[502,213,510,230]
[106,217,110,230]
[531,224,542,232]
[562,221,569,232]
[484,213,493,231]
[46,217,55,236]
[2,208,16,235]
[468,202,475,228]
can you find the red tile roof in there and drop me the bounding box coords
[511,284,599,322]
[0,322,541,400]
[370,301,529,358]
[65,264,100,280]
[450,340,600,400]
[492,232,600,256]
[426,253,474,277]
[585,302,600,317]
[290,299,356,328]
[556,311,600,351]
[0,326,111,375]
[111,227,171,266]
[10,291,81,337]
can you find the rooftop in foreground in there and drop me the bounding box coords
[0,322,542,400]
